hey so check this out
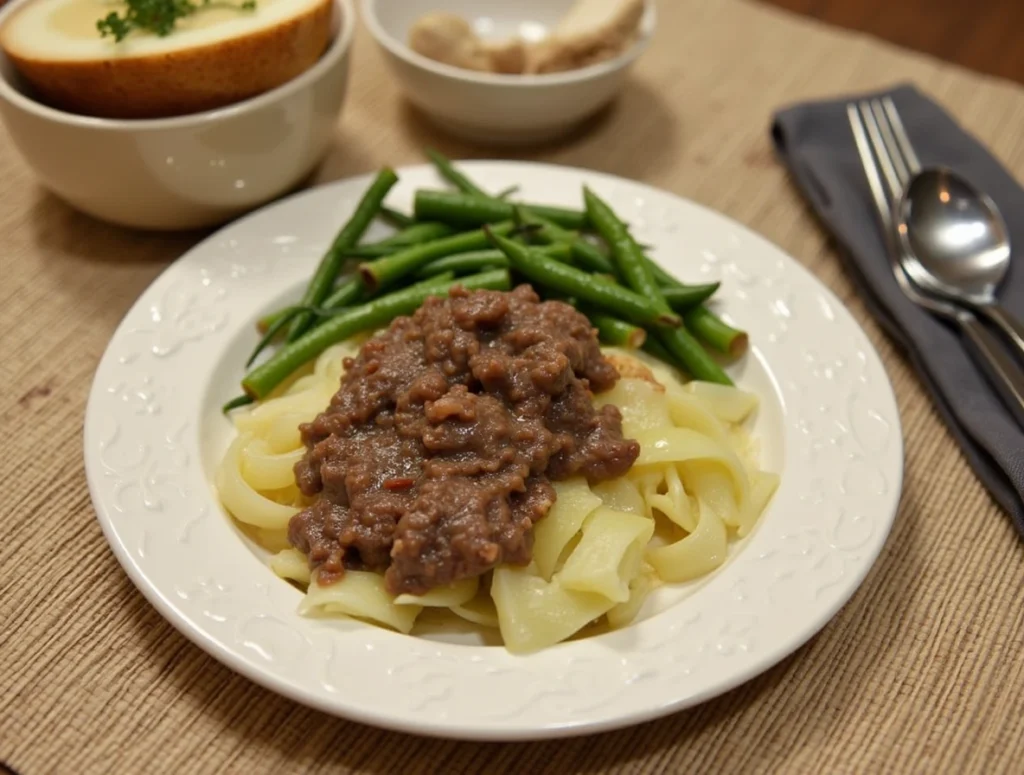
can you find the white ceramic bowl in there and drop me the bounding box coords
[0,0,355,231]
[361,0,656,145]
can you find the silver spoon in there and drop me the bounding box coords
[896,168,1024,358]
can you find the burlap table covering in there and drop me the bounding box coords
[3,1,1024,772]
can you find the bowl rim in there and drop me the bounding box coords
[360,0,656,88]
[0,0,355,131]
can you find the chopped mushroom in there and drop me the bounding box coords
[407,0,645,76]
[527,0,646,74]
[408,12,495,72]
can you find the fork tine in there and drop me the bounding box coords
[858,101,903,205]
[881,96,921,175]
[848,104,894,234]
[870,99,911,189]
[848,102,939,307]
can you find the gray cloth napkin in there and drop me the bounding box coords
[771,83,1024,536]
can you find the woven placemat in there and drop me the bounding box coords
[3,1,1024,772]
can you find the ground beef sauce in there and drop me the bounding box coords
[289,285,640,596]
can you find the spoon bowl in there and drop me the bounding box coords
[897,168,1011,304]
[897,166,1024,358]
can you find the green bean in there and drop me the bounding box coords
[262,269,373,330]
[665,326,728,382]
[568,241,616,274]
[586,261,718,312]
[287,169,399,342]
[588,312,647,349]
[254,273,360,352]
[246,271,457,370]
[648,259,743,354]
[395,270,456,291]
[424,150,518,202]
[684,306,748,356]
[249,274,368,365]
[517,207,668,283]
[662,283,720,311]
[584,188,661,298]
[285,274,366,326]
[423,151,586,226]
[553,291,647,349]
[344,222,455,258]
[339,244,402,259]
[635,242,745,357]
[257,307,288,335]
[380,206,415,228]
[562,192,710,296]
[321,274,365,311]
[413,243,573,280]
[257,258,389,339]
[535,287,578,306]
[222,394,255,413]
[426,149,490,198]
[584,187,732,385]
[514,208,616,274]
[247,308,301,367]
[486,230,680,329]
[539,243,573,261]
[519,206,699,290]
[413,250,508,279]
[242,270,511,399]
[360,222,514,292]
[646,258,687,289]
[516,203,587,229]
[641,337,675,364]
[378,221,455,247]
[632,241,746,359]
[415,190,586,230]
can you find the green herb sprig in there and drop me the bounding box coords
[97,0,256,43]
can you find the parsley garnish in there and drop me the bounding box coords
[97,0,257,43]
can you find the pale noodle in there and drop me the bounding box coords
[216,341,780,654]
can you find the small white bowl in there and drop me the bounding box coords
[0,0,355,231]
[361,0,656,145]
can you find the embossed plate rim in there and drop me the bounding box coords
[84,161,904,740]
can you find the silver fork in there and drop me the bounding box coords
[847,97,1024,428]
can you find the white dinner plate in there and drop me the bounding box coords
[84,161,903,740]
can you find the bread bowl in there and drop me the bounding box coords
[0,0,355,229]
[0,0,332,118]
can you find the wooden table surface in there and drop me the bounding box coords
[763,0,1024,84]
